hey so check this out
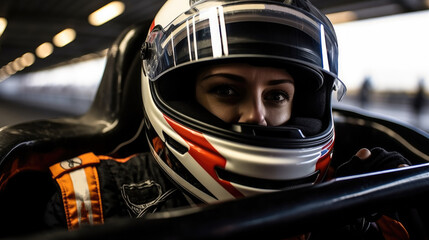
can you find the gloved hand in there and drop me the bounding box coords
[330,148,412,239]
[335,147,411,177]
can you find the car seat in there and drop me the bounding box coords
[0,21,151,237]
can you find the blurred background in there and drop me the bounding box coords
[0,0,428,131]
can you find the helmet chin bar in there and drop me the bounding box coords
[216,167,320,190]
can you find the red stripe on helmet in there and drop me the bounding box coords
[316,138,334,182]
[164,116,244,198]
[149,20,155,32]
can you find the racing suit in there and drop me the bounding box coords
[44,152,194,229]
[44,148,413,239]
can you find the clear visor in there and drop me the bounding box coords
[143,0,345,100]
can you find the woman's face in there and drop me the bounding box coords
[195,63,295,126]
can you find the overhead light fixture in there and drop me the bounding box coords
[36,42,54,59]
[0,17,7,38]
[326,11,358,24]
[20,52,36,67]
[88,1,125,26]
[12,58,25,72]
[53,28,76,47]
[0,68,9,82]
[4,63,16,75]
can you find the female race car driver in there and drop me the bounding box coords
[44,0,413,239]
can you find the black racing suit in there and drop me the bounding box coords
[44,152,194,229]
[43,148,416,239]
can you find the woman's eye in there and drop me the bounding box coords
[211,85,238,97]
[265,91,289,102]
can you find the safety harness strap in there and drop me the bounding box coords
[50,152,104,230]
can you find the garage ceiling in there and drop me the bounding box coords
[0,0,427,77]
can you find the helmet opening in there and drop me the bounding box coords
[153,59,332,138]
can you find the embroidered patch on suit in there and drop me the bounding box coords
[121,180,176,218]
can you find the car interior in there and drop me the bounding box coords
[1,21,429,239]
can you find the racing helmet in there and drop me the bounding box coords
[141,0,346,203]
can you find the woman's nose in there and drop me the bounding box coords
[238,99,267,126]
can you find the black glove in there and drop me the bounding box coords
[335,147,411,177]
[329,148,412,239]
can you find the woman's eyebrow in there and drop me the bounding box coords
[268,79,294,85]
[200,73,246,83]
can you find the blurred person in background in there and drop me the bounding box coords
[359,76,373,109]
[412,78,426,127]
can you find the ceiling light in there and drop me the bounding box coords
[12,58,24,71]
[0,69,10,82]
[36,42,54,59]
[88,1,125,26]
[4,63,16,75]
[0,17,7,38]
[53,28,76,47]
[20,52,36,67]
[326,11,358,24]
